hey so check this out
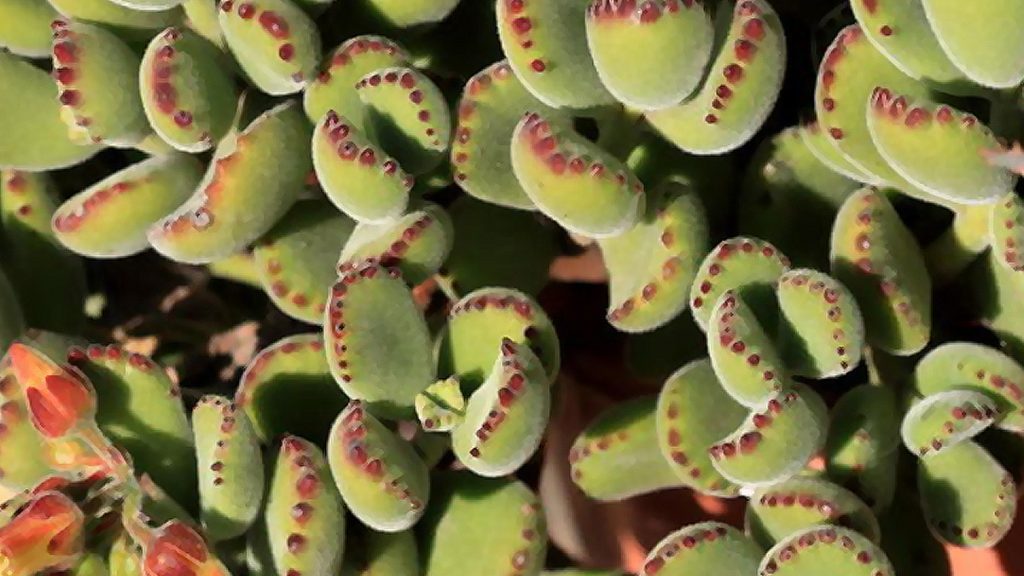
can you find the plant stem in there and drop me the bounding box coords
[924,203,991,286]
[594,105,645,161]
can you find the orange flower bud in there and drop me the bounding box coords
[142,521,230,576]
[0,491,84,576]
[6,344,96,439]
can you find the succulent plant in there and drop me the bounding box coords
[1,0,1024,574]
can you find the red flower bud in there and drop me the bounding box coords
[0,491,84,576]
[143,521,229,576]
[7,344,96,439]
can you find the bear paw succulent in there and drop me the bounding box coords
[0,1,1023,575]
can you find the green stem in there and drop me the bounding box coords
[121,501,155,547]
[924,203,991,286]
[863,346,914,393]
[594,105,645,160]
[433,273,459,302]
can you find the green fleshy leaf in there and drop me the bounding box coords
[419,471,547,576]
[707,290,789,407]
[758,525,894,576]
[814,25,935,201]
[149,101,311,264]
[867,91,1014,204]
[236,334,348,445]
[208,251,261,286]
[644,0,785,154]
[341,525,419,576]
[570,396,684,501]
[291,0,334,12]
[67,344,196,508]
[495,0,614,108]
[900,390,998,458]
[827,385,902,465]
[825,385,900,512]
[328,401,430,532]
[799,120,877,183]
[913,342,1024,432]
[451,60,566,209]
[746,477,881,549]
[357,0,460,27]
[639,522,761,576]
[357,67,451,175]
[0,171,86,334]
[689,236,790,331]
[990,191,1024,273]
[48,0,182,40]
[655,358,745,497]
[921,0,1024,88]
[312,111,414,223]
[585,0,713,109]
[776,269,864,378]
[437,287,559,394]
[182,0,225,47]
[264,436,346,576]
[0,51,102,170]
[511,111,644,238]
[0,0,60,58]
[339,201,453,286]
[192,396,264,542]
[140,27,238,153]
[108,0,185,10]
[51,20,150,147]
[540,565,618,569]
[415,377,465,433]
[739,126,861,270]
[218,0,321,95]
[439,196,558,298]
[452,339,550,477]
[849,0,962,83]
[967,250,1024,362]
[324,260,435,418]
[0,274,24,355]
[304,36,409,127]
[600,181,709,333]
[54,154,204,258]
[709,386,828,487]
[253,199,356,324]
[830,187,931,355]
[918,440,1017,548]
